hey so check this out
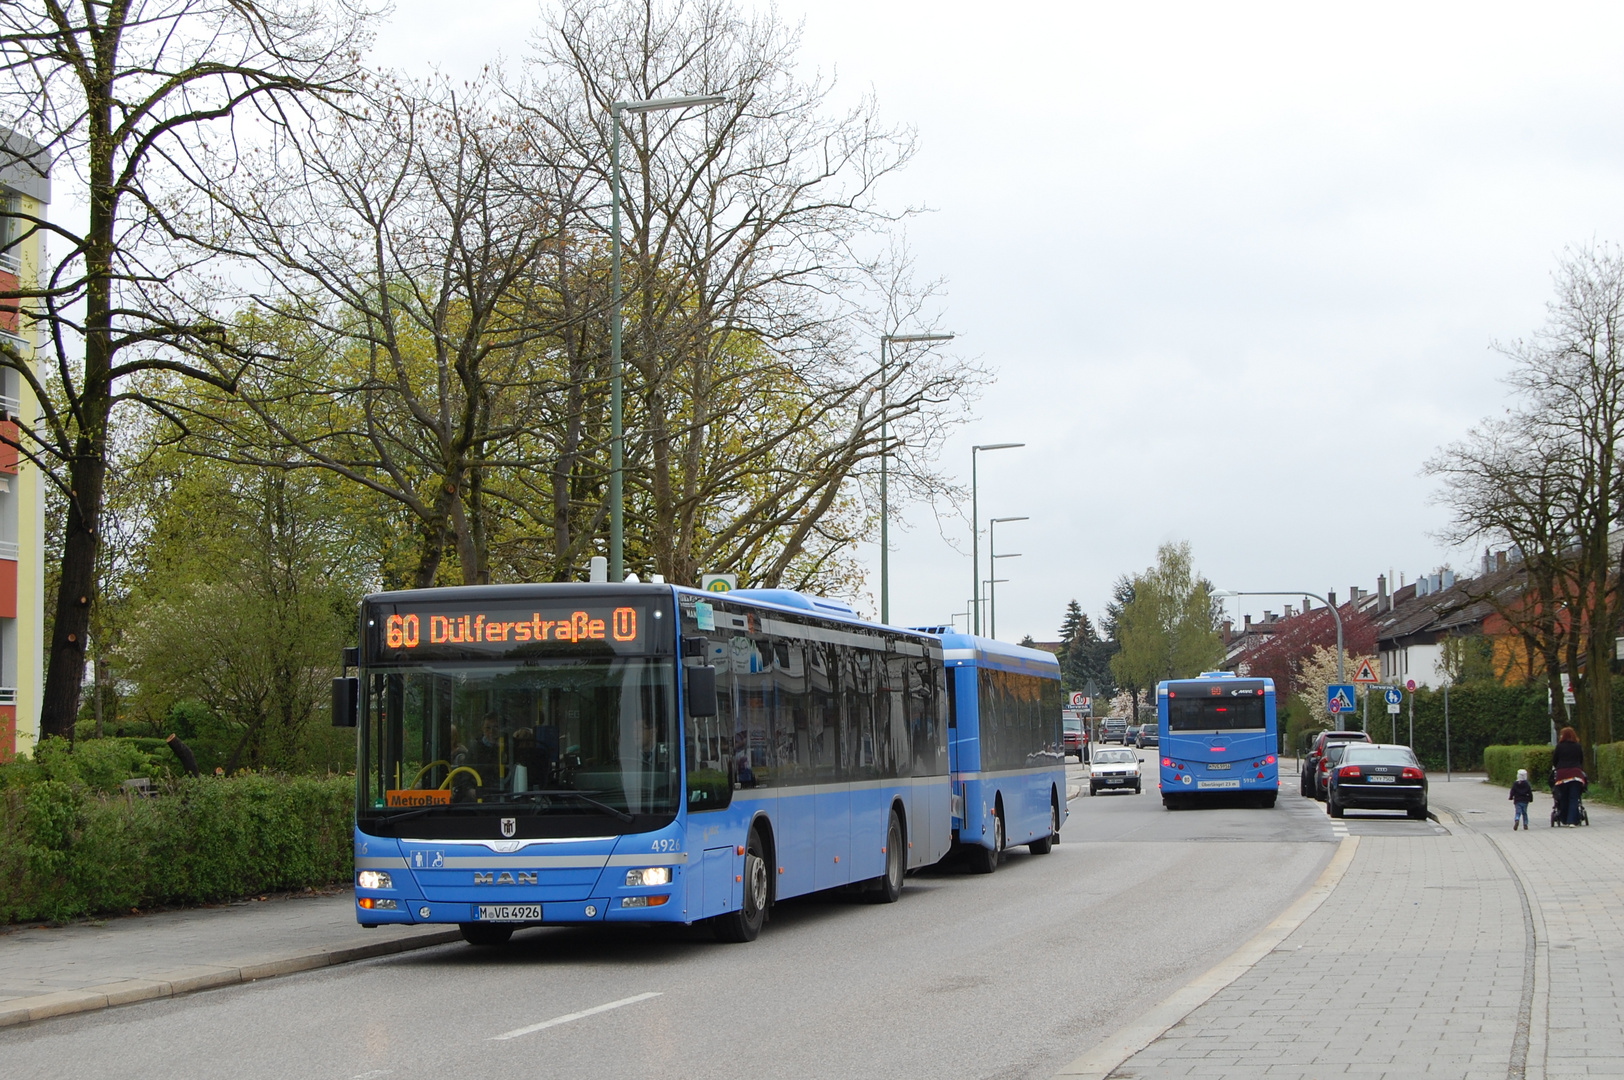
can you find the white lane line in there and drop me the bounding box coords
[491,992,662,1041]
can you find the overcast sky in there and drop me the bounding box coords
[372,0,1624,641]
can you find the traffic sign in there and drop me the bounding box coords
[1327,684,1355,714]
[1405,679,1417,692]
[1353,659,1379,684]
[1384,688,1403,706]
[701,573,737,593]
[1069,691,1087,707]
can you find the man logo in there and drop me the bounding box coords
[472,871,537,886]
[500,817,517,838]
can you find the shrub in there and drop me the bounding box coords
[1484,745,1554,789]
[0,772,355,923]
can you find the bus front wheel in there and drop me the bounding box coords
[713,828,769,943]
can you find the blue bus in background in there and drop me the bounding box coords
[939,632,1067,871]
[339,583,957,946]
[1157,672,1278,809]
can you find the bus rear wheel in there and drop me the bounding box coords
[969,810,1003,874]
[713,828,769,943]
[1029,797,1058,855]
[458,922,513,947]
[866,809,905,903]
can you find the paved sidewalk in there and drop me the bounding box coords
[1069,774,1624,1080]
[0,890,458,1027]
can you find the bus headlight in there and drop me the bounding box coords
[626,867,672,887]
[357,870,392,890]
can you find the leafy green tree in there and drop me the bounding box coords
[1109,542,1224,708]
[114,445,375,773]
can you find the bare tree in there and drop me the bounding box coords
[175,74,577,587]
[512,0,981,592]
[0,0,373,739]
[1430,244,1624,758]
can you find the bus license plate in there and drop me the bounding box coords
[1208,763,1231,770]
[475,904,541,922]
[1197,780,1239,789]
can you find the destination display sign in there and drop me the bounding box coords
[366,599,661,662]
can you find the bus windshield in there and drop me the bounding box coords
[361,657,678,820]
[1168,696,1266,732]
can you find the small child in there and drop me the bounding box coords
[1510,768,1533,830]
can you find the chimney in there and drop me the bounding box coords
[1328,590,1337,608]
[1221,618,1233,643]
[1377,574,1388,613]
[1243,614,1252,631]
[1496,550,1508,572]
[1350,586,1361,603]
[1483,549,1492,576]
[1284,605,1295,619]
[1442,570,1455,590]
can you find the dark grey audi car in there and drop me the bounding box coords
[1326,743,1428,820]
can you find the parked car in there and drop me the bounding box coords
[1136,726,1159,749]
[1124,725,1141,746]
[1101,719,1127,744]
[1089,747,1142,795]
[1063,718,1087,761]
[1327,743,1429,820]
[1301,730,1372,800]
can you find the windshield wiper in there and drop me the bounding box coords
[510,789,635,822]
[372,803,493,825]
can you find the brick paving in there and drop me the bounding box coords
[1101,779,1571,1080]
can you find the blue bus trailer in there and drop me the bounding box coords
[1157,672,1278,809]
[336,584,1065,944]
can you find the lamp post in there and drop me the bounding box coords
[609,93,725,582]
[1213,589,1345,683]
[988,515,1027,640]
[971,442,1023,635]
[879,332,954,624]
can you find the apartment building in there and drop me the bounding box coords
[0,132,50,761]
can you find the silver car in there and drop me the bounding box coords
[1089,748,1142,795]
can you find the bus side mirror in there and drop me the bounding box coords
[332,677,359,728]
[686,665,718,717]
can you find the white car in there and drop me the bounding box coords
[1090,748,1142,795]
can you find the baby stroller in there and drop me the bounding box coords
[1550,769,1590,827]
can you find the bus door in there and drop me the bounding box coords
[812,644,850,889]
[771,641,815,899]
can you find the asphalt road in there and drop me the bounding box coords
[2,759,1411,1080]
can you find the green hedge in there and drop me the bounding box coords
[1483,745,1554,789]
[0,773,355,923]
[1348,683,1552,771]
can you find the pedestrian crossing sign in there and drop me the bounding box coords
[1327,684,1355,714]
[1353,659,1378,683]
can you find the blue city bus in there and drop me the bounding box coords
[338,583,953,944]
[1157,672,1278,809]
[938,632,1067,870]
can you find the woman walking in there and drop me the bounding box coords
[1553,727,1586,827]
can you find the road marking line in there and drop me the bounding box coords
[490,992,662,1041]
[1051,835,1359,1079]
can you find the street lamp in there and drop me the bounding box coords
[988,515,1027,640]
[879,332,955,624]
[1213,589,1345,684]
[609,93,726,582]
[971,442,1023,635]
